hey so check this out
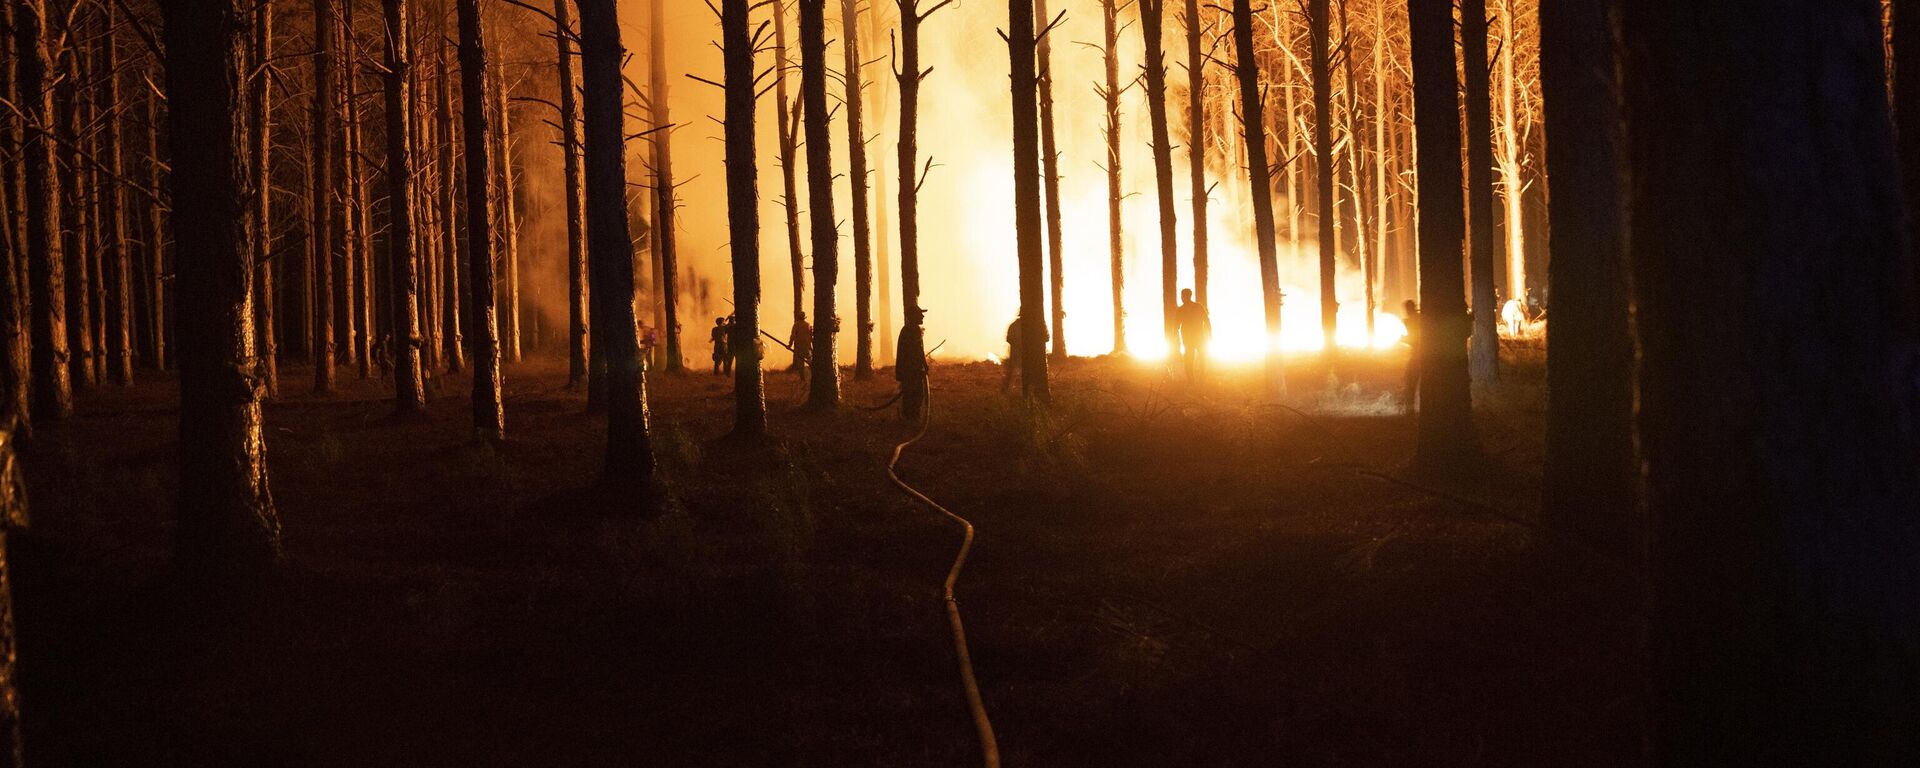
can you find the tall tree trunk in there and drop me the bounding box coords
[493,65,521,364]
[648,0,682,373]
[251,0,276,395]
[160,0,281,582]
[895,0,938,422]
[436,38,464,373]
[1461,0,1499,383]
[1407,0,1480,471]
[1895,0,1920,306]
[1621,1,1920,760]
[343,0,369,379]
[1369,0,1389,340]
[1140,0,1179,354]
[1010,0,1049,400]
[721,0,765,439]
[381,0,426,415]
[1182,0,1208,309]
[800,0,840,408]
[312,0,337,393]
[1539,0,1633,558]
[0,0,28,433]
[773,0,805,372]
[1232,0,1282,394]
[1036,0,1067,361]
[17,0,68,420]
[58,54,94,392]
[1493,0,1525,303]
[100,3,133,386]
[840,0,875,378]
[554,0,588,387]
[578,0,655,481]
[455,0,503,443]
[1310,0,1336,354]
[145,87,168,370]
[1101,0,1126,355]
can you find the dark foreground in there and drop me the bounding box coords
[13,350,1639,766]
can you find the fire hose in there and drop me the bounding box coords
[885,376,1002,768]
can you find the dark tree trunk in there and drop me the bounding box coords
[773,0,805,372]
[722,0,765,439]
[251,0,276,395]
[895,0,936,422]
[381,0,425,416]
[1461,0,1499,383]
[842,0,875,378]
[58,54,94,391]
[311,0,336,393]
[1010,0,1049,401]
[1036,0,1067,361]
[553,0,588,387]
[1101,0,1125,356]
[1539,0,1633,557]
[99,3,133,386]
[145,87,168,371]
[1310,0,1335,354]
[1232,0,1283,394]
[800,0,840,409]
[1896,0,1920,306]
[1620,1,1920,760]
[579,0,655,482]
[1182,0,1207,308]
[1406,0,1480,471]
[455,0,503,443]
[160,0,281,582]
[1140,0,1179,353]
[0,0,29,433]
[648,0,682,373]
[19,2,70,420]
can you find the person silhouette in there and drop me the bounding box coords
[710,317,731,375]
[1173,288,1211,381]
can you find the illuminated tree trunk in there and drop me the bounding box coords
[1140,0,1179,353]
[1279,7,1300,258]
[413,57,439,373]
[1337,1,1369,346]
[773,0,805,372]
[648,0,683,374]
[1407,0,1481,471]
[145,90,168,371]
[493,65,521,364]
[1036,0,1067,361]
[1310,0,1336,354]
[579,0,655,481]
[1461,0,1499,382]
[17,0,69,420]
[99,3,134,386]
[1182,0,1208,308]
[1369,0,1389,339]
[722,0,765,439]
[1621,2,1920,760]
[456,0,504,443]
[1010,0,1049,400]
[381,0,426,415]
[0,1,27,432]
[332,13,359,384]
[344,0,370,379]
[160,0,281,581]
[58,61,94,392]
[1493,0,1525,303]
[1100,0,1126,355]
[554,0,589,387]
[312,0,337,393]
[800,0,840,409]
[436,40,464,373]
[251,0,277,395]
[1233,0,1282,393]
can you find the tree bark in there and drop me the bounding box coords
[1461,0,1499,383]
[381,0,426,416]
[579,0,655,481]
[455,0,503,443]
[17,0,68,420]
[1182,0,1208,309]
[1232,0,1283,393]
[99,2,133,386]
[722,0,765,439]
[1407,0,1480,471]
[160,0,281,582]
[800,0,840,408]
[1101,0,1126,356]
[1539,0,1633,558]
[251,0,276,395]
[553,0,589,387]
[0,1,28,432]
[1141,0,1180,353]
[311,0,337,393]
[1620,1,1920,760]
[1010,0,1049,401]
[648,0,682,373]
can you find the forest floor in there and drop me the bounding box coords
[13,344,1642,767]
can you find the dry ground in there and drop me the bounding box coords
[13,346,1640,766]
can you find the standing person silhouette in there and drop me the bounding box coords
[710,317,731,375]
[1174,288,1211,381]
[790,313,813,378]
